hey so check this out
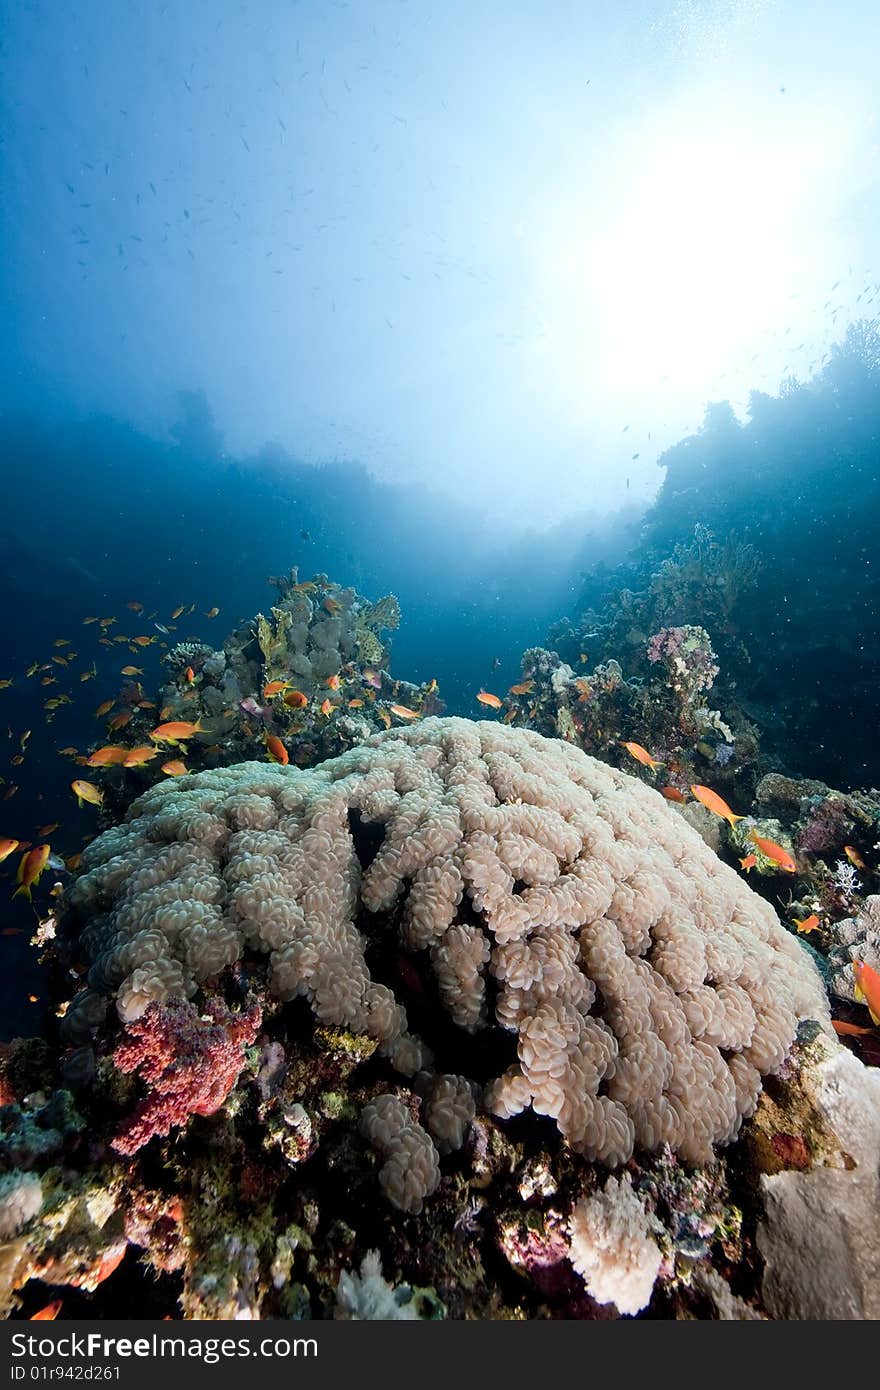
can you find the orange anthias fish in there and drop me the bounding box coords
[263,680,290,698]
[131,635,154,647]
[184,666,195,684]
[750,829,796,873]
[284,689,308,709]
[108,711,133,731]
[853,959,880,1025]
[95,700,115,718]
[509,680,535,696]
[844,845,867,870]
[476,691,502,710]
[794,914,821,935]
[71,779,103,808]
[377,707,392,729]
[832,1019,876,1038]
[660,786,686,804]
[390,704,419,720]
[30,1300,63,1320]
[120,665,144,677]
[86,745,129,767]
[265,735,289,765]
[690,785,743,826]
[319,698,333,716]
[0,838,20,864]
[323,596,342,614]
[13,843,51,899]
[150,720,204,744]
[123,746,159,767]
[347,698,363,708]
[127,601,144,613]
[205,607,220,618]
[171,604,186,620]
[326,674,341,691]
[622,741,663,771]
[739,853,758,873]
[161,759,188,777]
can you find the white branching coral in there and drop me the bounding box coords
[568,1174,661,1315]
[63,718,828,1170]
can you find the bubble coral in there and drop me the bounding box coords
[64,718,828,1171]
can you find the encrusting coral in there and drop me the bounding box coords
[61,717,828,1178]
[567,1173,662,1316]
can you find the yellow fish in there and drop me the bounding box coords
[690,784,743,826]
[71,779,103,808]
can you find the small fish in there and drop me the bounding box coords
[71,779,103,808]
[319,698,333,716]
[263,680,290,698]
[65,852,82,871]
[80,669,96,681]
[95,700,115,717]
[509,680,535,696]
[82,616,99,625]
[108,711,133,731]
[171,604,186,620]
[853,959,880,1024]
[323,596,342,614]
[265,734,289,765]
[53,639,71,648]
[363,668,382,690]
[832,1019,876,1038]
[739,853,758,872]
[0,838,19,864]
[573,678,593,701]
[36,823,60,837]
[844,845,867,870]
[492,657,501,670]
[690,785,743,826]
[794,913,820,935]
[154,622,170,634]
[98,616,117,628]
[120,665,143,676]
[131,635,154,647]
[30,1300,63,1320]
[205,607,220,618]
[326,674,342,691]
[0,679,11,689]
[13,844,51,899]
[123,745,159,767]
[161,759,188,777]
[347,698,363,708]
[750,829,796,873]
[40,676,57,687]
[660,786,687,803]
[51,655,68,666]
[184,666,195,684]
[149,719,204,743]
[623,741,663,770]
[377,707,392,728]
[57,746,78,757]
[127,601,144,613]
[20,731,31,749]
[390,703,419,720]
[502,708,517,724]
[476,691,502,710]
[283,689,308,709]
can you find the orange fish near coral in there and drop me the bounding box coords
[853,959,880,1025]
[623,742,662,771]
[263,681,290,698]
[123,746,159,767]
[95,700,115,718]
[161,759,188,777]
[323,596,342,614]
[660,786,686,803]
[86,745,129,767]
[794,914,820,935]
[283,689,308,709]
[13,844,51,899]
[149,720,204,744]
[184,666,195,684]
[0,838,20,864]
[390,704,419,720]
[739,853,757,873]
[108,712,133,732]
[844,845,867,870]
[265,735,289,765]
[476,691,502,710]
[750,829,796,874]
[377,708,391,729]
[30,1300,63,1320]
[509,681,535,696]
[690,785,742,826]
[319,698,333,717]
[326,674,342,691]
[832,1019,876,1038]
[347,698,363,708]
[71,779,103,808]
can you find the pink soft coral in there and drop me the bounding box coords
[111,997,261,1156]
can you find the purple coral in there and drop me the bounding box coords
[111,998,261,1156]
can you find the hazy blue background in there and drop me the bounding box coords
[3,0,879,525]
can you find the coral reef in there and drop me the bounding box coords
[567,1173,661,1316]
